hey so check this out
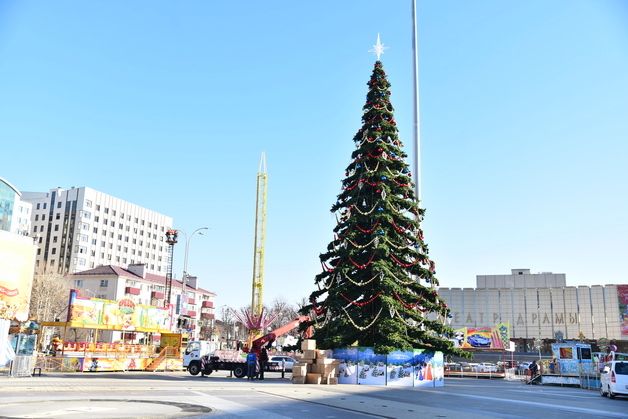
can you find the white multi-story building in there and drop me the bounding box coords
[0,177,32,236]
[21,187,173,275]
[70,263,216,341]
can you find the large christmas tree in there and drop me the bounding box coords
[299,60,465,356]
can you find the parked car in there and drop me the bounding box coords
[600,361,628,399]
[517,362,532,375]
[473,362,498,373]
[268,356,296,372]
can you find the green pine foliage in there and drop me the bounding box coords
[299,61,468,357]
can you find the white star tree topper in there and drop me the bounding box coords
[369,33,387,60]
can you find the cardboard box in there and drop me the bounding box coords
[301,339,317,351]
[315,350,327,359]
[292,365,308,377]
[305,373,322,384]
[291,376,306,384]
[302,350,317,360]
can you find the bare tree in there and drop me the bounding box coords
[268,298,298,330]
[28,268,71,322]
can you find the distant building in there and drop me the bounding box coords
[70,264,216,341]
[21,187,173,275]
[0,177,32,236]
[439,268,626,351]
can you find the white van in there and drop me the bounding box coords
[600,361,628,398]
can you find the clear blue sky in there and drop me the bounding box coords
[1,1,627,310]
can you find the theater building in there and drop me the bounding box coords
[438,269,627,352]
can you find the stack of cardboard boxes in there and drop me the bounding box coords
[291,339,340,385]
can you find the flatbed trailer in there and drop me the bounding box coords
[188,355,248,378]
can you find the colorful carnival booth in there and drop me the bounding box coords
[37,290,183,372]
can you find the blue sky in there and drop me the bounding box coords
[1,1,627,310]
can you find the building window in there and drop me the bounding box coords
[91,239,97,245]
[51,248,57,255]
[118,234,122,240]
[117,245,121,251]
[37,249,41,255]
[116,256,120,262]
[96,205,100,211]
[93,227,98,233]
[39,237,43,244]
[43,203,47,209]
[56,213,60,220]
[86,200,92,208]
[57,202,62,208]
[36,203,40,210]
[49,259,55,266]
[109,232,113,238]
[32,226,37,233]
[74,279,84,287]
[123,258,127,263]
[39,226,44,232]
[111,221,115,228]
[112,210,116,216]
[104,208,109,214]
[53,236,58,243]
[101,241,105,247]
[54,224,59,231]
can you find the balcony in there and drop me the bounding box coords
[151,291,164,299]
[201,312,215,321]
[186,310,197,318]
[188,298,196,305]
[125,287,140,295]
[201,300,214,308]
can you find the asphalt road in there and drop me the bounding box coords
[0,371,626,418]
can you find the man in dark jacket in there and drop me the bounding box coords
[258,347,269,380]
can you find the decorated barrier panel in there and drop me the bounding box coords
[333,347,444,387]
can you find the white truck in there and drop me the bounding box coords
[183,316,310,378]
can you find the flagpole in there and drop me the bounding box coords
[411,0,422,203]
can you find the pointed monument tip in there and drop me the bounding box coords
[259,152,267,173]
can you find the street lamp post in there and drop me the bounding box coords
[180,227,208,338]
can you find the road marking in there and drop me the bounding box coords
[420,390,627,418]
[191,390,293,418]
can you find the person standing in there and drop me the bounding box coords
[258,347,269,380]
[246,351,258,380]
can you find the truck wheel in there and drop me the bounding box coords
[205,369,213,375]
[233,365,246,378]
[188,362,201,376]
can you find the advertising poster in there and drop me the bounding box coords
[67,290,171,333]
[413,349,436,388]
[0,232,36,321]
[357,347,386,386]
[453,323,510,349]
[618,285,628,337]
[332,347,358,384]
[386,350,414,387]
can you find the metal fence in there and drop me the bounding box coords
[9,355,35,377]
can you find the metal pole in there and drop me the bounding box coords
[411,0,422,203]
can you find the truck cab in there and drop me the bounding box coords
[183,340,215,373]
